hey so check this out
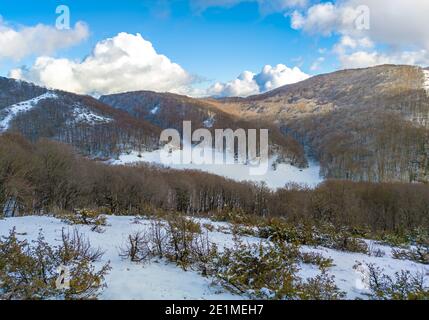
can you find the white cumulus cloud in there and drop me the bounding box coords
[10,32,195,96]
[290,0,429,68]
[207,64,310,97]
[0,19,89,61]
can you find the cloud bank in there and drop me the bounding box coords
[10,32,194,96]
[290,0,429,68]
[207,64,310,97]
[11,32,307,98]
[0,19,89,61]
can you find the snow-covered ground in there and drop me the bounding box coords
[108,149,323,189]
[1,215,427,300]
[0,92,57,132]
[0,216,239,300]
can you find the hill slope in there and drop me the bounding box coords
[210,65,429,182]
[0,78,160,157]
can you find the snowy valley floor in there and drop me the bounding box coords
[108,150,323,189]
[0,215,428,300]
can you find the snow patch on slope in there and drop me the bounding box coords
[150,105,160,115]
[69,105,113,125]
[203,115,215,128]
[0,92,58,132]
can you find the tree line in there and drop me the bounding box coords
[1,133,428,236]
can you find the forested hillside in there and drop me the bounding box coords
[0,77,46,107]
[211,65,429,183]
[0,78,160,157]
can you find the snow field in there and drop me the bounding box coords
[1,215,427,300]
[108,149,323,189]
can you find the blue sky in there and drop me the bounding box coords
[0,0,427,96]
[0,1,334,80]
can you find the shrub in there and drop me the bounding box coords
[213,240,301,299]
[355,262,429,300]
[231,224,257,237]
[213,238,344,300]
[257,222,316,245]
[378,233,409,247]
[257,221,368,254]
[0,228,110,300]
[164,215,202,270]
[297,271,346,300]
[330,233,368,254]
[0,229,55,300]
[119,231,152,263]
[211,209,261,226]
[57,229,111,299]
[118,217,345,300]
[62,208,107,232]
[149,219,168,259]
[392,246,429,265]
[189,231,219,276]
[300,252,334,269]
[413,227,429,247]
[120,216,218,275]
[367,241,386,257]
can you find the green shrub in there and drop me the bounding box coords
[231,224,257,237]
[211,209,261,226]
[378,233,409,247]
[213,240,300,299]
[62,208,107,232]
[257,221,368,254]
[0,228,110,300]
[297,271,345,300]
[330,233,368,254]
[257,222,316,245]
[300,252,334,269]
[355,262,429,300]
[213,239,344,300]
[165,215,202,270]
